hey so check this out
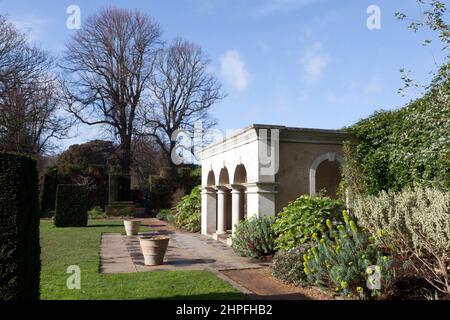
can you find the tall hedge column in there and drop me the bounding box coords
[0,153,40,300]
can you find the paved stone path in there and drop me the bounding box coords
[100,218,270,273]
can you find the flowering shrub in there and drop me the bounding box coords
[303,211,395,299]
[231,216,277,258]
[272,195,344,251]
[353,187,450,294]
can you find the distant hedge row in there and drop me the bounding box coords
[0,152,40,300]
[54,184,88,227]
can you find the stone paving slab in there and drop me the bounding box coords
[100,219,270,273]
[100,233,136,273]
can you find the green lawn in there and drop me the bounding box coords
[40,219,245,300]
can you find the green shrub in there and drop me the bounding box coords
[87,206,107,219]
[273,195,345,251]
[231,216,277,258]
[54,184,88,227]
[156,209,175,223]
[272,244,310,286]
[0,152,40,300]
[174,186,201,232]
[303,211,395,299]
[353,186,450,295]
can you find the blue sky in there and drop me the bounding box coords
[0,0,447,150]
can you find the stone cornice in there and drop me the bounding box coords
[199,124,356,160]
[199,126,258,159]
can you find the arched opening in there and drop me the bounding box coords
[218,167,230,185]
[309,152,344,198]
[233,164,247,184]
[232,164,247,221]
[217,167,232,232]
[207,170,215,186]
[315,160,341,198]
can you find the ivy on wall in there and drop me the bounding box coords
[344,83,449,195]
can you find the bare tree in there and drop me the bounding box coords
[0,15,71,155]
[142,38,225,169]
[61,8,162,180]
[0,15,25,85]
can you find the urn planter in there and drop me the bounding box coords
[139,236,170,266]
[123,219,141,236]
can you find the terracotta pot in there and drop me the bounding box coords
[123,219,141,236]
[139,236,170,266]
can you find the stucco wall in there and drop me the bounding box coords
[275,141,344,214]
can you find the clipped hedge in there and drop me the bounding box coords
[54,184,88,227]
[0,152,40,300]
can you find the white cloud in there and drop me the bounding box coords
[220,50,251,91]
[300,42,331,82]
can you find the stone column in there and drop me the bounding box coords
[216,186,228,234]
[201,186,217,235]
[231,184,245,234]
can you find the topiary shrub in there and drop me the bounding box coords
[174,186,201,232]
[353,186,450,295]
[272,195,344,251]
[54,184,88,227]
[303,211,395,299]
[156,208,176,223]
[272,244,310,286]
[231,216,277,258]
[0,152,40,300]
